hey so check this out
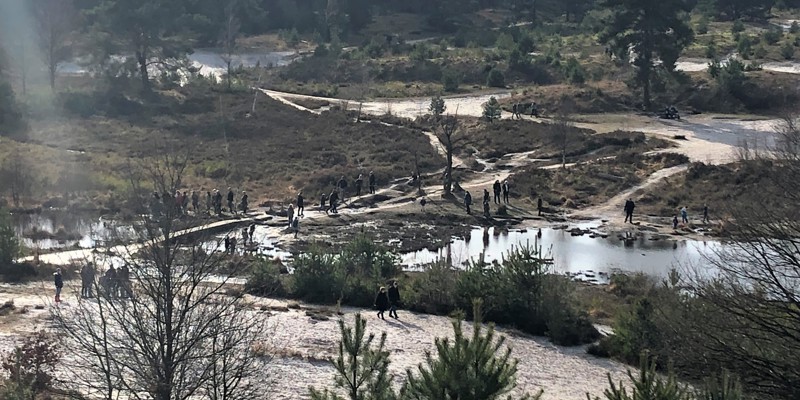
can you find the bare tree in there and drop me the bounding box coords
[31,0,76,91]
[676,115,800,398]
[433,114,460,197]
[0,154,34,207]
[550,98,575,169]
[220,0,241,91]
[51,150,271,400]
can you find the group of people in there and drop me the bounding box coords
[672,205,710,229]
[463,179,511,217]
[511,102,540,119]
[374,281,401,320]
[52,263,132,304]
[623,199,711,228]
[150,187,249,218]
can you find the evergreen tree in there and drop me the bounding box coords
[429,96,446,118]
[83,0,197,90]
[600,0,694,109]
[713,0,774,21]
[0,209,20,268]
[401,304,541,400]
[310,314,396,400]
[483,97,502,123]
[594,353,690,400]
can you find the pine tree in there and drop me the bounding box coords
[429,96,446,118]
[483,97,502,123]
[401,304,541,400]
[592,353,690,400]
[310,314,396,400]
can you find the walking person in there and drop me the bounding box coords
[493,180,501,204]
[297,192,305,216]
[214,190,223,216]
[227,188,235,215]
[355,174,364,197]
[54,268,64,303]
[369,171,376,194]
[182,191,190,214]
[537,197,543,216]
[320,192,328,214]
[624,199,635,224]
[242,227,249,247]
[388,281,401,319]
[374,287,390,320]
[464,191,472,214]
[502,180,510,204]
[681,206,688,224]
[483,189,490,208]
[673,215,679,230]
[240,191,249,214]
[702,204,709,224]
[329,190,339,214]
[287,203,295,227]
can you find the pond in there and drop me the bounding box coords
[11,211,137,251]
[57,49,297,79]
[401,225,721,282]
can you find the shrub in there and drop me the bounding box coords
[486,68,505,88]
[442,69,461,92]
[593,354,690,400]
[245,257,289,297]
[705,42,717,59]
[455,245,599,345]
[406,261,458,315]
[731,20,745,34]
[763,28,782,45]
[781,42,795,60]
[1,331,60,394]
[291,247,344,304]
[696,17,709,35]
[736,36,753,58]
[563,57,586,84]
[482,96,502,122]
[791,21,800,34]
[0,210,20,273]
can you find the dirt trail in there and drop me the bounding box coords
[572,164,690,219]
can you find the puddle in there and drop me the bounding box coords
[401,225,721,278]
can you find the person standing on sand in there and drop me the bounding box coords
[81,262,95,299]
[502,180,510,204]
[464,191,472,214]
[388,281,401,319]
[681,206,688,224]
[355,174,364,197]
[369,171,376,194]
[493,180,502,204]
[54,268,63,303]
[538,197,543,216]
[297,192,305,216]
[374,287,390,320]
[249,224,256,243]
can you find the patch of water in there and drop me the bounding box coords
[401,226,721,278]
[12,212,137,251]
[199,224,293,261]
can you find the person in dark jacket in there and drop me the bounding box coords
[54,268,64,303]
[81,262,95,299]
[464,191,472,214]
[297,192,305,216]
[355,174,364,196]
[374,287,390,320]
[320,192,328,214]
[240,191,249,214]
[329,190,339,214]
[227,188,235,214]
[368,171,376,194]
[493,180,502,204]
[537,197,543,216]
[388,281,401,319]
[502,180,510,204]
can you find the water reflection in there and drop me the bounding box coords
[12,211,136,251]
[402,226,721,277]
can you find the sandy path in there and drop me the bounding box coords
[263,303,630,400]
